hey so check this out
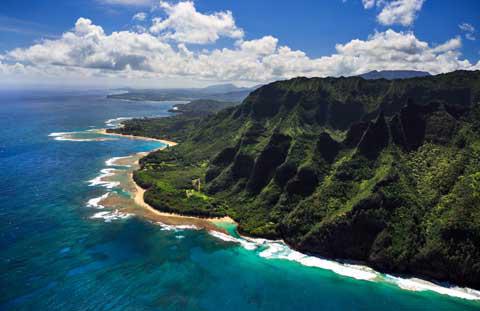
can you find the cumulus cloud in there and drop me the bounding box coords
[3,18,478,85]
[362,0,376,9]
[149,1,244,44]
[362,0,425,26]
[7,18,172,72]
[459,22,476,41]
[1,3,479,87]
[132,12,147,21]
[459,23,475,33]
[377,0,425,26]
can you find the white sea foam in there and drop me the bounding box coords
[207,231,258,251]
[86,192,110,209]
[105,117,131,128]
[88,168,120,189]
[49,131,115,142]
[256,241,378,281]
[105,156,131,167]
[49,132,68,137]
[206,229,480,299]
[90,209,132,222]
[385,275,480,301]
[156,222,198,232]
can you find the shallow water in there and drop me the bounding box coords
[1,90,479,310]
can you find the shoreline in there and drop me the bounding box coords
[97,128,178,147]
[94,129,480,302]
[129,157,236,224]
[131,172,236,225]
[100,128,235,225]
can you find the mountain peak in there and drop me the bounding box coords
[358,70,431,80]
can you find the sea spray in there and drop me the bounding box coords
[90,209,132,222]
[156,222,199,232]
[49,131,116,142]
[384,275,480,301]
[105,117,132,128]
[88,168,120,189]
[86,192,110,209]
[105,156,132,167]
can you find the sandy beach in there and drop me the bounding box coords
[131,172,236,225]
[96,128,178,147]
[96,130,235,232]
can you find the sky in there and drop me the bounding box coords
[0,0,479,88]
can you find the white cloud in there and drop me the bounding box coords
[459,22,476,41]
[362,0,425,26]
[149,1,244,44]
[1,12,479,87]
[377,0,425,26]
[459,23,475,33]
[7,18,172,71]
[431,37,461,53]
[237,36,278,55]
[132,12,147,21]
[362,0,376,9]
[465,33,476,41]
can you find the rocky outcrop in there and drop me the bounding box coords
[286,166,319,197]
[246,133,291,194]
[317,132,341,163]
[356,112,389,159]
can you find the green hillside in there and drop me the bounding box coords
[112,70,480,288]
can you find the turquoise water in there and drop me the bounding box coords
[1,90,479,310]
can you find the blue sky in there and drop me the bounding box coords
[0,0,479,88]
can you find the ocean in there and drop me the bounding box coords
[1,90,479,310]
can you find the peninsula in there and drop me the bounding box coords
[110,70,480,289]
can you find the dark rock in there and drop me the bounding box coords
[211,147,238,166]
[205,165,222,183]
[357,112,389,159]
[344,121,370,148]
[389,114,407,149]
[286,166,318,196]
[231,153,255,179]
[444,103,470,119]
[328,100,365,130]
[399,103,427,150]
[274,162,298,187]
[317,132,341,163]
[315,99,329,125]
[247,133,291,193]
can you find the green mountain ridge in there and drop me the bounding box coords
[112,70,480,288]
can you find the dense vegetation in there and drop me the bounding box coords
[108,99,240,142]
[108,114,201,142]
[116,70,480,288]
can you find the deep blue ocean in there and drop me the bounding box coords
[1,90,479,310]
